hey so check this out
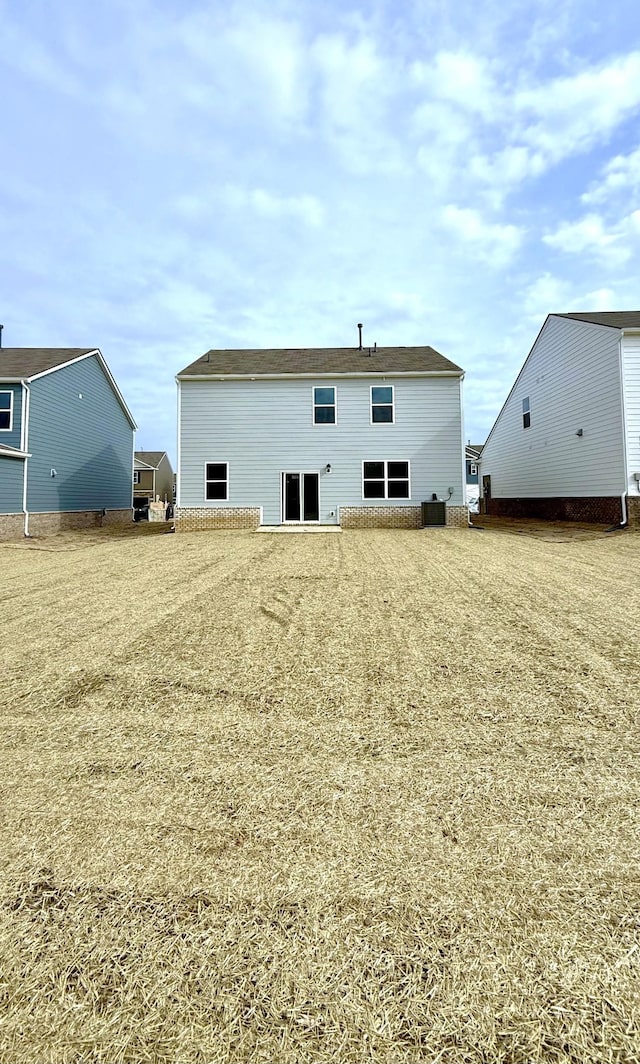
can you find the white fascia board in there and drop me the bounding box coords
[134,458,155,470]
[176,370,464,381]
[28,349,138,430]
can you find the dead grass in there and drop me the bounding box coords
[1,526,639,1063]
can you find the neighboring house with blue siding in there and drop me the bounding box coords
[175,338,467,530]
[0,348,136,539]
[479,312,640,527]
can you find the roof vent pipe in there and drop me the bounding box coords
[357,323,363,350]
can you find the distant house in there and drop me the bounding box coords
[479,312,640,526]
[175,337,467,530]
[133,451,174,516]
[0,348,136,540]
[465,443,483,512]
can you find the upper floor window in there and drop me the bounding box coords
[371,385,394,423]
[133,471,140,484]
[469,463,477,476]
[522,396,531,429]
[313,386,336,424]
[205,462,228,500]
[363,460,410,499]
[0,391,12,431]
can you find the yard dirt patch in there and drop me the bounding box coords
[1,527,639,1063]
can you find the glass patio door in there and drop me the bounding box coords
[282,472,320,522]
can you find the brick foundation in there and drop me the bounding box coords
[27,509,132,537]
[340,505,469,529]
[175,507,261,531]
[626,496,640,529]
[0,509,133,541]
[0,513,25,540]
[444,506,470,528]
[485,496,622,525]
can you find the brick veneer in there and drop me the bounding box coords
[0,513,25,540]
[626,496,640,529]
[175,507,261,531]
[340,505,469,529]
[485,496,622,524]
[0,508,132,541]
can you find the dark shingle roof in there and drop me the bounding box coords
[466,443,484,459]
[556,312,640,329]
[0,348,96,378]
[178,346,463,378]
[135,451,166,468]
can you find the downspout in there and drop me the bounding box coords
[22,381,31,537]
[618,332,630,528]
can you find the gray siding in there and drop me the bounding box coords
[27,355,134,513]
[179,375,464,524]
[0,383,23,450]
[622,334,640,496]
[481,316,625,498]
[0,454,24,514]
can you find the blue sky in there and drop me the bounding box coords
[3,0,640,461]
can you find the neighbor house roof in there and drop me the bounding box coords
[556,312,640,329]
[466,443,483,460]
[0,347,136,429]
[135,451,167,469]
[0,348,96,378]
[177,346,463,378]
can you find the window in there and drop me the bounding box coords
[205,462,228,500]
[313,386,336,424]
[363,460,410,499]
[133,470,140,484]
[522,396,531,429]
[371,385,394,423]
[0,391,12,431]
[470,463,477,475]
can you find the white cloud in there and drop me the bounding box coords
[441,205,523,267]
[543,210,640,266]
[582,147,640,205]
[223,186,325,227]
[514,52,640,166]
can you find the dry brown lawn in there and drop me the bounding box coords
[1,523,639,1063]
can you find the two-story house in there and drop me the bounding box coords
[175,338,467,530]
[0,347,136,540]
[479,312,640,526]
[133,451,175,517]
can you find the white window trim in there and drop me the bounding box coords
[370,384,395,425]
[470,463,477,476]
[522,396,531,430]
[312,385,337,425]
[0,390,13,432]
[204,461,229,502]
[361,459,411,500]
[133,470,140,484]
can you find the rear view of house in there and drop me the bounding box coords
[480,312,640,526]
[0,348,136,539]
[133,451,174,519]
[176,336,467,530]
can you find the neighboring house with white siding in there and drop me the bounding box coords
[479,312,640,527]
[175,337,467,530]
[0,347,136,540]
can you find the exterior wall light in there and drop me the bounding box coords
[326,463,332,473]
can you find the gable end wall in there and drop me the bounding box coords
[27,355,134,513]
[481,316,625,499]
